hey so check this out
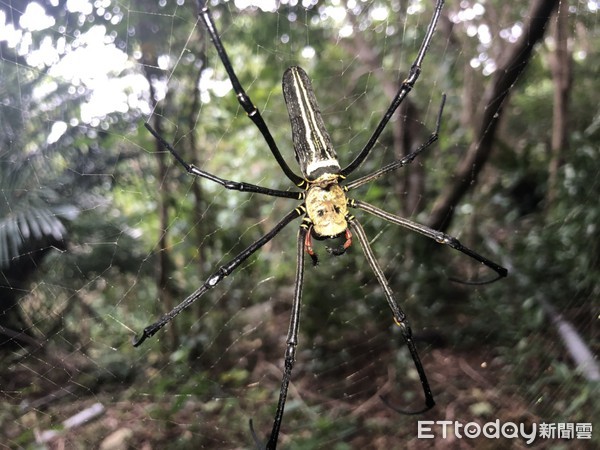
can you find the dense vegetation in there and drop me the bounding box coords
[1,0,598,448]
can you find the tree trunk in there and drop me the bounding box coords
[428,0,560,232]
[547,0,572,208]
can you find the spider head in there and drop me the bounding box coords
[305,182,348,238]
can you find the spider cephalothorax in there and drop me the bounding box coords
[304,181,348,238]
[303,179,352,265]
[137,1,507,448]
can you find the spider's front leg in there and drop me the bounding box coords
[341,0,445,177]
[196,0,303,186]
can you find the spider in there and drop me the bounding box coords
[135,0,507,448]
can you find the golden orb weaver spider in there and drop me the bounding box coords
[135,0,507,448]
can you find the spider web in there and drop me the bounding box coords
[1,0,599,448]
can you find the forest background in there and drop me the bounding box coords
[1,0,598,448]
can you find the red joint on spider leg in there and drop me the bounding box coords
[304,226,315,256]
[304,225,320,266]
[343,228,352,250]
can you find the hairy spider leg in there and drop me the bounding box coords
[350,200,508,284]
[344,94,446,191]
[250,226,308,450]
[133,208,303,346]
[144,123,303,200]
[349,219,435,413]
[343,92,506,284]
[196,0,304,187]
[340,0,445,177]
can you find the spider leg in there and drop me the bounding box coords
[250,226,308,450]
[341,0,445,177]
[345,94,446,191]
[196,0,304,187]
[145,123,303,200]
[351,199,508,284]
[302,223,319,266]
[133,207,302,347]
[349,218,435,414]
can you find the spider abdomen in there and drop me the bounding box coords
[282,66,341,181]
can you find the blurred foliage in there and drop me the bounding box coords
[1,0,599,448]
